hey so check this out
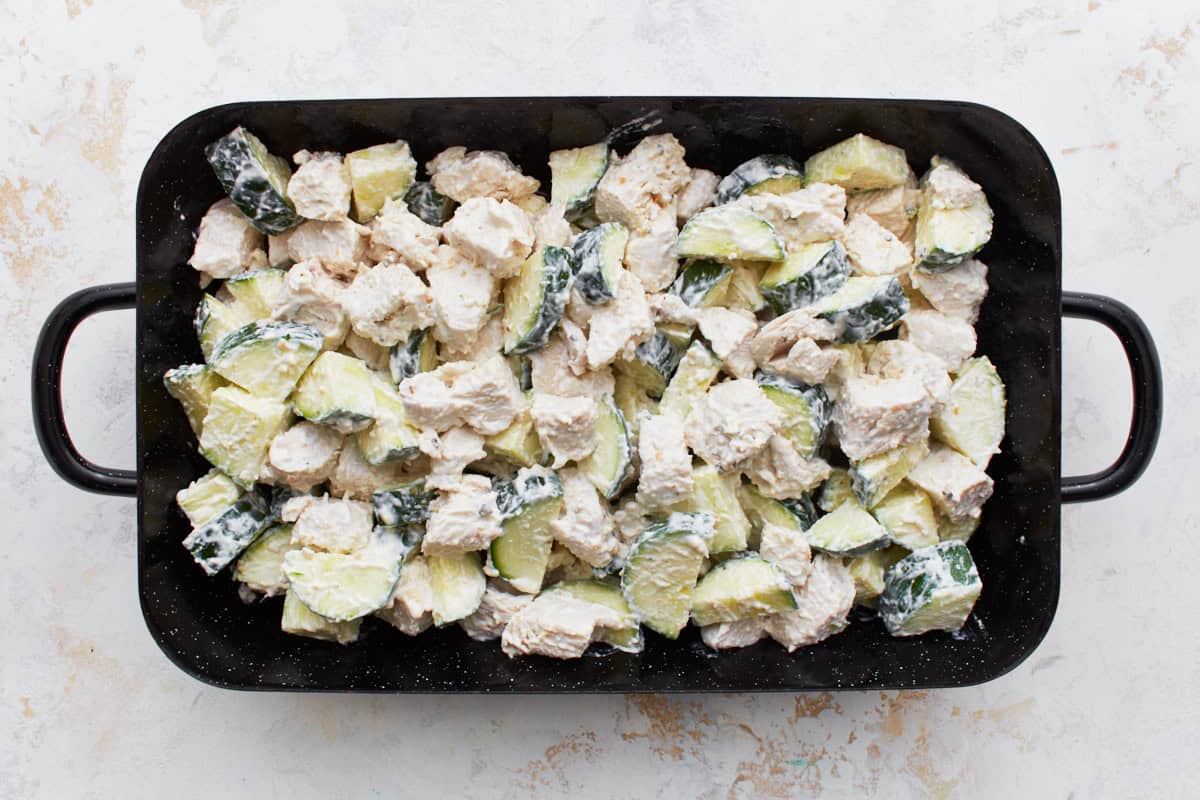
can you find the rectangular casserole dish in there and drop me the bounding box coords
[32,97,1161,692]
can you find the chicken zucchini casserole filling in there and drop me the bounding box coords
[167,122,1004,658]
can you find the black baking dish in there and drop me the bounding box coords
[32,97,1162,692]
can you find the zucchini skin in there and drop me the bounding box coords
[715,154,805,205]
[572,223,625,305]
[760,241,851,314]
[504,245,576,355]
[205,128,301,235]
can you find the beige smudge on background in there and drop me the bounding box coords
[619,695,713,760]
[516,731,601,792]
[728,722,833,799]
[1118,22,1197,125]
[182,0,238,48]
[49,625,141,759]
[1061,141,1120,155]
[789,692,841,721]
[79,70,132,174]
[65,0,93,18]
[20,697,35,719]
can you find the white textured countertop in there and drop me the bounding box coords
[3,1,1197,797]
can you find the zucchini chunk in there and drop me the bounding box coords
[198,386,290,486]
[209,320,323,401]
[872,484,939,550]
[755,372,832,459]
[614,329,685,398]
[715,154,806,205]
[620,512,713,639]
[388,327,437,385]
[223,268,287,320]
[292,351,376,433]
[846,546,908,606]
[544,579,642,652]
[803,133,911,192]
[676,206,785,262]
[937,510,981,543]
[817,468,854,513]
[195,293,254,362]
[176,468,242,527]
[163,364,226,437]
[484,400,544,468]
[502,244,575,355]
[879,541,982,636]
[914,159,993,270]
[549,141,610,217]
[403,180,455,226]
[356,372,421,465]
[759,240,850,314]
[724,261,768,312]
[670,259,733,308]
[803,500,890,557]
[489,467,565,593]
[428,551,487,625]
[373,481,436,527]
[849,437,930,509]
[577,395,635,500]
[183,489,272,576]
[204,126,301,234]
[572,222,628,304]
[283,530,405,621]
[811,275,909,342]
[281,591,361,644]
[930,356,1006,468]
[690,555,797,626]
[234,524,294,595]
[346,140,417,223]
[738,483,816,534]
[613,371,659,440]
[681,465,752,553]
[658,341,721,420]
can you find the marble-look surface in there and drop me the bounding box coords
[3,1,1196,797]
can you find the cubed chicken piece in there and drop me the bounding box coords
[623,200,681,292]
[271,260,351,349]
[843,212,912,276]
[419,426,487,491]
[440,313,505,363]
[442,198,535,279]
[267,421,343,491]
[685,379,783,472]
[648,292,699,327]
[867,339,952,413]
[551,468,619,568]
[529,332,616,398]
[425,245,498,353]
[398,356,524,435]
[676,168,720,223]
[287,150,352,221]
[924,161,985,209]
[742,436,831,500]
[397,370,460,431]
[909,259,989,324]
[531,394,599,467]
[284,496,374,554]
[544,543,600,584]
[763,555,855,651]
[845,185,919,239]
[586,270,655,369]
[188,198,264,279]
[833,374,936,461]
[611,497,651,544]
[901,310,977,373]
[459,583,535,641]
[760,338,840,385]
[594,134,691,230]
[342,330,390,371]
[733,183,846,249]
[423,474,503,556]
[758,522,813,586]
[427,147,540,203]
[343,260,436,347]
[267,229,293,268]
[750,309,839,366]
[368,197,442,270]
[821,343,871,404]
[328,441,408,500]
[636,411,694,510]
[697,307,758,378]
[559,317,590,376]
[532,202,572,249]
[700,618,768,650]
[500,592,624,659]
[906,443,994,522]
[286,218,369,277]
[376,554,434,635]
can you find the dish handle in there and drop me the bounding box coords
[1061,291,1162,502]
[31,283,138,496]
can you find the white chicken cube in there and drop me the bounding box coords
[906,443,995,522]
[398,356,524,435]
[188,198,264,279]
[750,309,839,367]
[287,150,352,221]
[427,147,540,203]
[760,337,840,385]
[843,212,912,276]
[419,426,487,491]
[442,198,535,279]
[733,183,846,249]
[594,134,691,230]
[286,218,369,277]
[685,379,782,472]
[529,333,616,399]
[909,259,989,324]
[924,161,985,209]
[676,168,720,223]
[271,260,351,349]
[867,339,952,413]
[758,522,813,586]
[845,185,918,239]
[648,292,699,327]
[635,411,694,510]
[500,592,624,659]
[901,310,977,373]
[284,496,374,554]
[368,197,442,271]
[343,260,436,347]
[530,394,599,467]
[742,436,831,500]
[551,468,619,568]
[459,583,534,641]
[700,618,767,650]
[266,421,343,491]
[833,374,936,461]
[696,307,758,378]
[342,330,390,371]
[585,270,655,370]
[531,202,572,249]
[623,200,681,292]
[377,554,434,635]
[763,555,855,651]
[328,441,407,500]
[425,245,498,353]
[423,474,503,556]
